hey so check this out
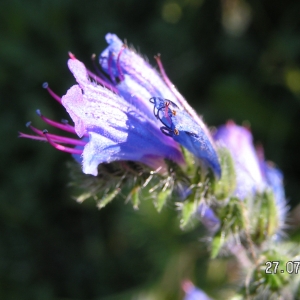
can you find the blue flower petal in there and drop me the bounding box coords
[214,122,264,199]
[183,281,213,300]
[100,33,182,109]
[61,58,184,175]
[150,97,221,178]
[184,288,212,300]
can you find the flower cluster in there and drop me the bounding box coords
[20,33,294,299]
[20,34,222,177]
[212,121,288,238]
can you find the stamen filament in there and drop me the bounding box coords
[61,119,88,137]
[42,82,62,104]
[43,130,83,154]
[19,132,48,142]
[155,54,213,140]
[36,109,77,134]
[27,123,86,146]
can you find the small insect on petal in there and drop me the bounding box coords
[150,97,221,178]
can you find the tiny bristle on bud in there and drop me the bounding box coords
[36,109,41,116]
[91,54,96,60]
[26,121,32,128]
[42,82,48,89]
[43,129,48,134]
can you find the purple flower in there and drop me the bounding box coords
[99,33,181,119]
[100,34,221,177]
[213,121,264,199]
[182,280,212,300]
[21,33,221,177]
[20,52,184,176]
[150,98,221,177]
[63,57,185,175]
[214,121,288,231]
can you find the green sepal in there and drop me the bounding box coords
[210,147,236,200]
[211,230,225,258]
[180,146,196,177]
[251,190,279,244]
[128,186,140,210]
[180,200,197,229]
[211,197,245,256]
[219,197,245,232]
[154,188,171,213]
[96,188,121,209]
[247,246,293,298]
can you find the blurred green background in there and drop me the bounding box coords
[1,0,300,299]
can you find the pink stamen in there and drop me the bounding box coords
[164,101,172,124]
[36,109,77,134]
[226,119,236,127]
[19,132,48,142]
[86,70,119,94]
[181,280,194,293]
[27,123,86,146]
[43,130,83,154]
[42,82,62,104]
[68,52,76,60]
[116,45,126,81]
[164,101,170,118]
[61,119,88,137]
[256,143,265,162]
[155,54,214,142]
[155,55,197,118]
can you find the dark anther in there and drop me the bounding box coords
[160,126,173,137]
[149,97,156,104]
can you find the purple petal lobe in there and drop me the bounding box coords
[150,97,221,177]
[183,281,212,300]
[61,85,87,137]
[214,122,263,199]
[100,33,182,109]
[62,58,184,175]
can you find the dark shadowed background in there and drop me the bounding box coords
[1,0,300,299]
